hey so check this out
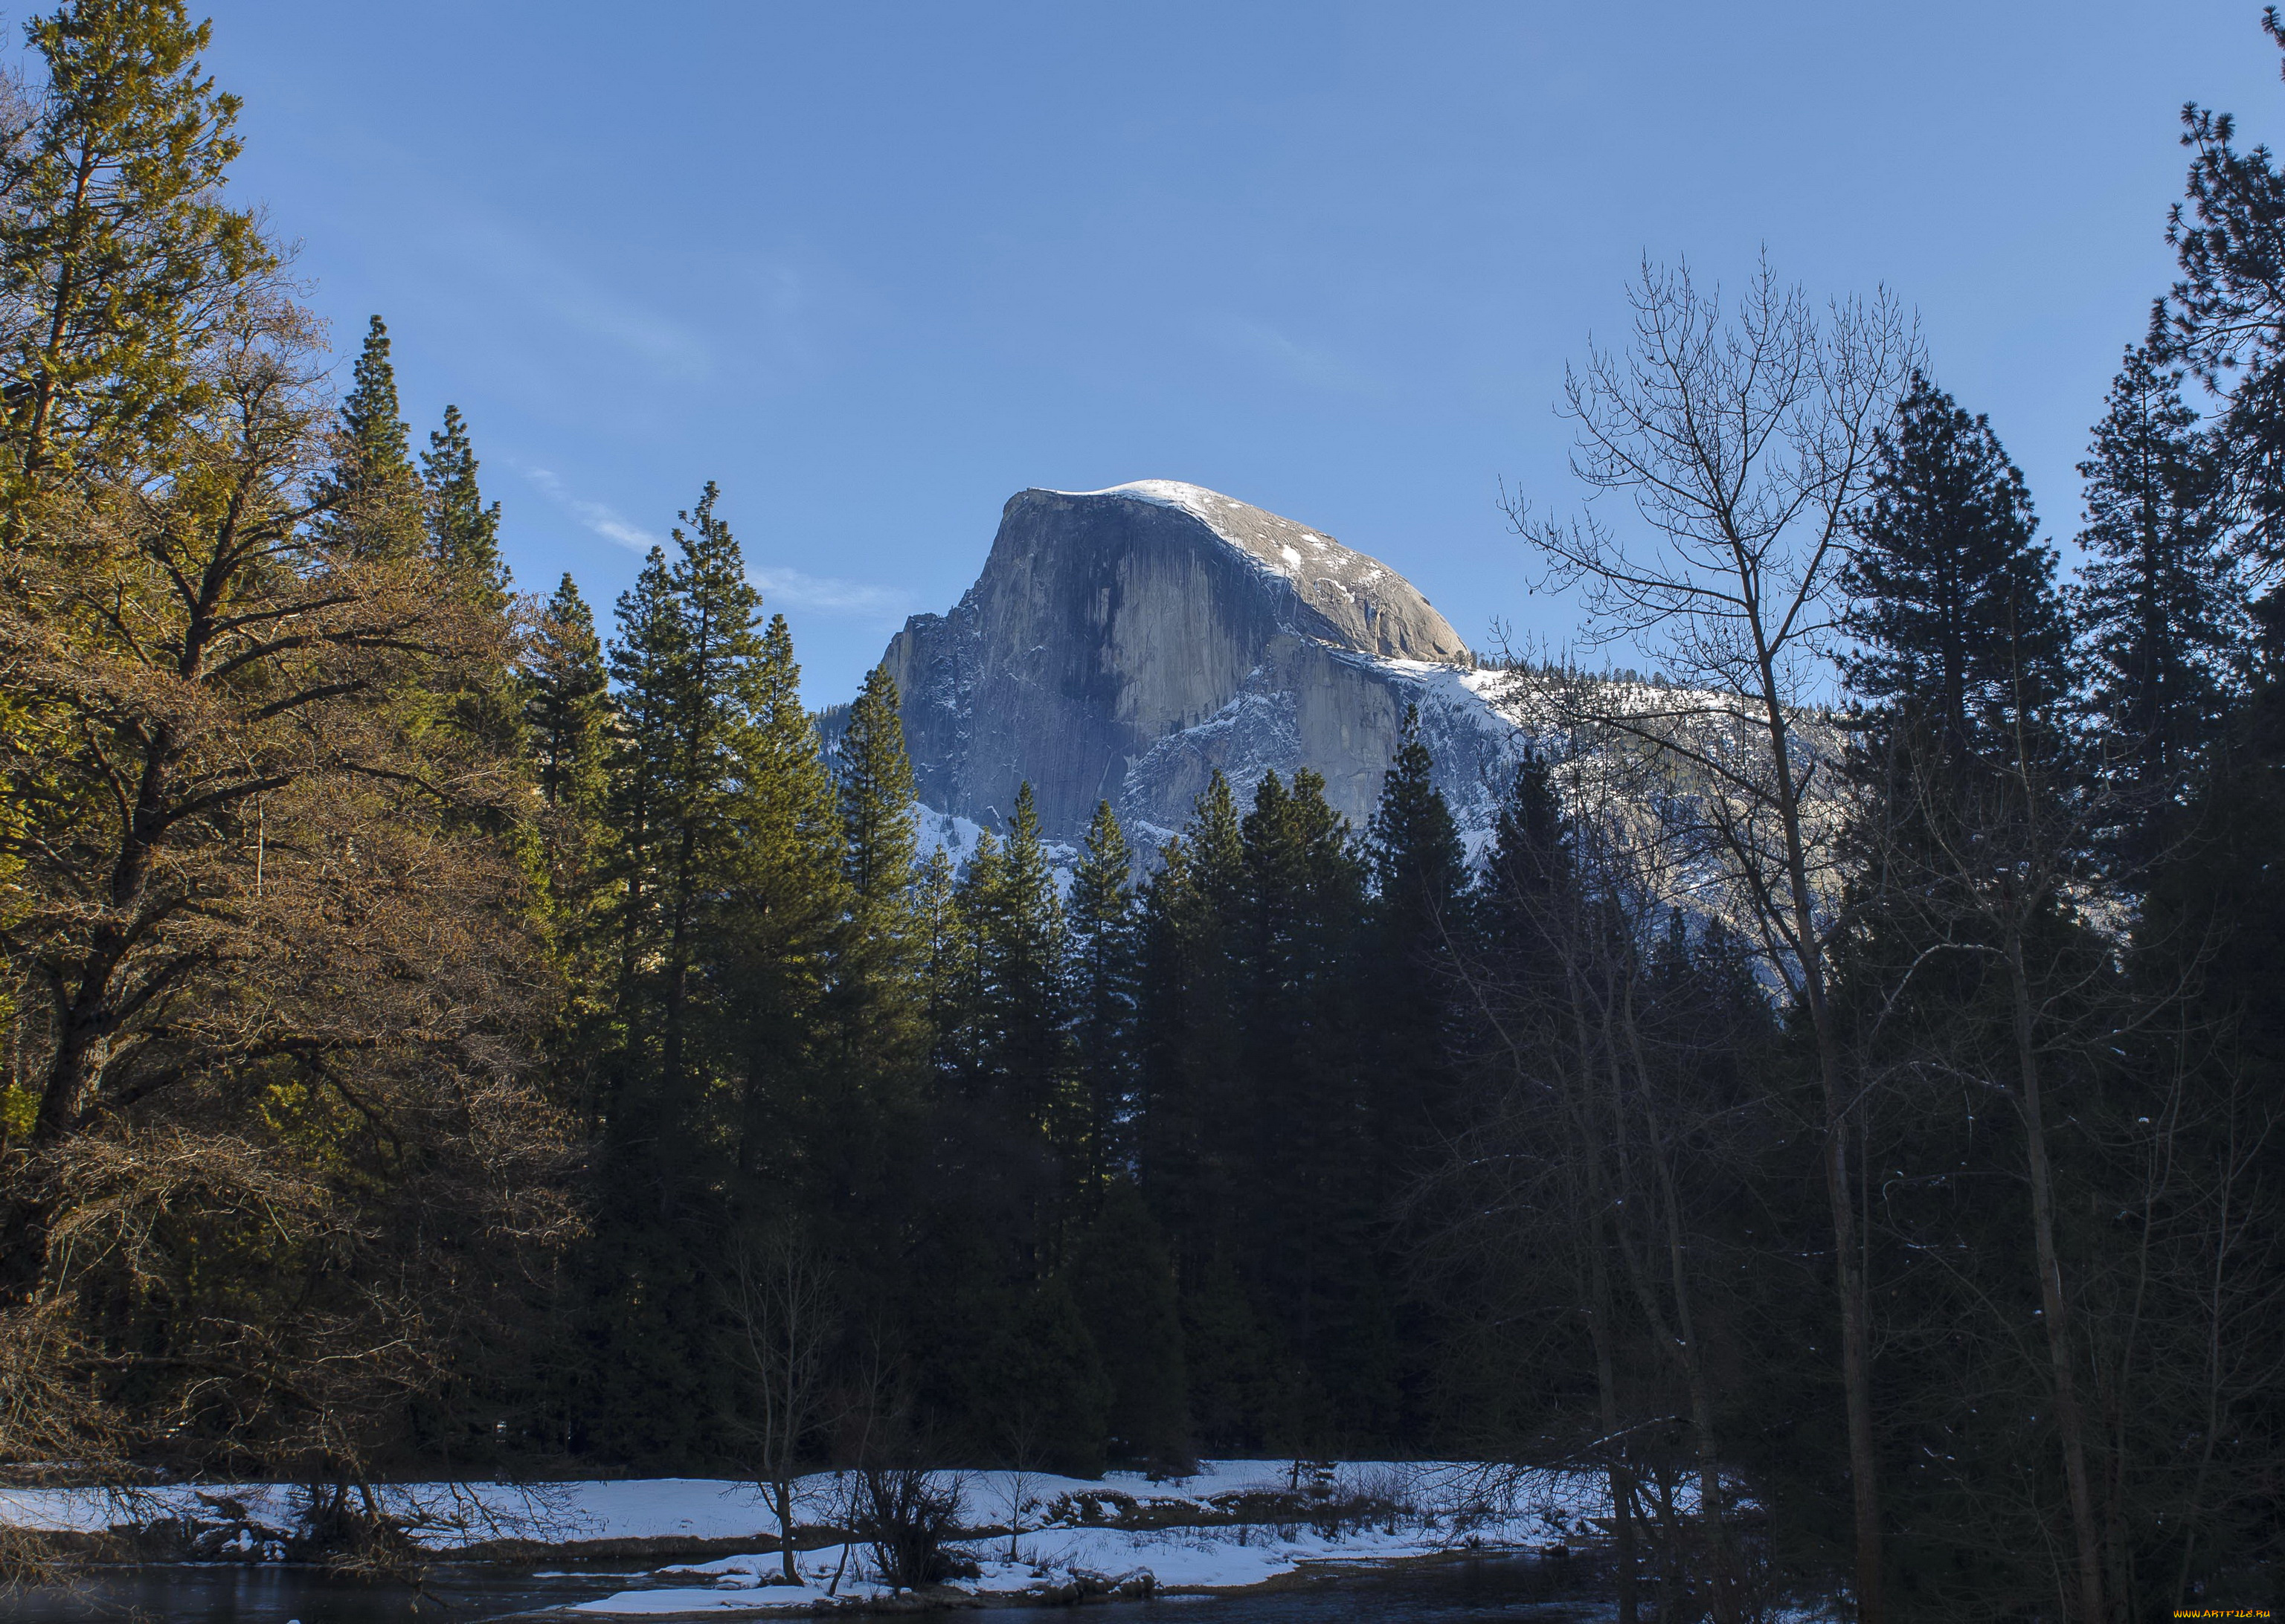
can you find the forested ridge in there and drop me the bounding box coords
[1,3,2281,1621]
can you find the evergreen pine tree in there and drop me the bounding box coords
[2167,22,2285,654]
[945,828,1004,1095]
[527,573,612,813]
[1179,1248,1282,1454]
[994,1273,1112,1478]
[1839,384,2127,1617]
[1134,838,1212,1266]
[588,483,790,1459]
[0,0,274,514]
[812,664,927,1260]
[1068,801,1137,1182]
[1843,372,2072,758]
[963,784,1075,1154]
[603,546,683,1033]
[423,403,509,610]
[650,490,777,1122]
[315,315,427,562]
[2071,344,2244,850]
[1475,747,1572,956]
[917,846,966,1087]
[588,537,709,1461]
[1070,1179,1192,1470]
[830,664,926,1092]
[718,611,850,1211]
[1365,706,1467,1151]
[1189,770,1246,912]
[1134,779,1243,1279]
[340,317,411,478]
[1369,707,1466,904]
[838,666,919,902]
[522,572,617,1118]
[411,401,521,752]
[1359,710,1468,1442]
[1234,769,1379,1446]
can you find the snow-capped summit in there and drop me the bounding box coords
[879,484,1523,859]
[1044,482,1470,665]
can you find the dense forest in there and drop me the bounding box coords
[1,2,2281,1621]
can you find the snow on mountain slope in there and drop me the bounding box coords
[1047,481,1468,664]
[876,480,1846,912]
[881,483,1510,858]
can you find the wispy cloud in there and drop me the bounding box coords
[454,220,714,382]
[520,464,907,620]
[748,566,910,619]
[520,465,662,552]
[1205,314,1369,392]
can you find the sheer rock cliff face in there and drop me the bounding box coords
[880,482,1517,849]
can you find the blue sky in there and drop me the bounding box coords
[117,3,2285,700]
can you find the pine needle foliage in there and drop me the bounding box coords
[1842,371,2072,757]
[423,402,508,610]
[313,315,425,563]
[2072,344,2245,840]
[0,0,274,512]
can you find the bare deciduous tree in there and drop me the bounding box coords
[723,1222,842,1585]
[1848,703,2285,1622]
[1447,732,1767,1624]
[1508,255,1914,1623]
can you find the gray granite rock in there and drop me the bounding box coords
[878,481,1522,854]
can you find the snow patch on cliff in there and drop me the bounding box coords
[914,805,988,869]
[1049,482,1467,662]
[914,802,1079,893]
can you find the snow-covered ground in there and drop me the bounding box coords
[557,1459,1605,1615]
[571,1522,1496,1615]
[0,1459,1610,1614]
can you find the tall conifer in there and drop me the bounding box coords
[2167,25,2285,648]
[1476,747,1572,955]
[524,572,617,1114]
[1134,782,1279,1449]
[590,485,800,1457]
[1134,776,1244,1277]
[1070,1179,1192,1470]
[917,846,967,1086]
[960,784,1076,1169]
[719,609,849,1185]
[1365,706,1467,1151]
[2072,344,2244,848]
[0,0,273,512]
[813,664,925,1239]
[1840,382,2117,1618]
[1188,771,1245,910]
[1234,770,1380,1442]
[604,547,683,1034]
[423,403,508,610]
[315,316,426,562]
[945,829,1003,1093]
[527,574,611,814]
[1844,372,2071,758]
[1069,801,1137,1181]
[838,666,919,900]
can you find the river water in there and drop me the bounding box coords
[7,1551,1615,1623]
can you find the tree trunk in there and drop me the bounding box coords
[1822,1069,1884,1624]
[1616,984,1737,1624]
[1662,1169,1734,1624]
[0,1185,54,1305]
[1764,654,1885,1624]
[2007,924,2105,1624]
[1589,1228,1641,1624]
[773,1475,801,1585]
